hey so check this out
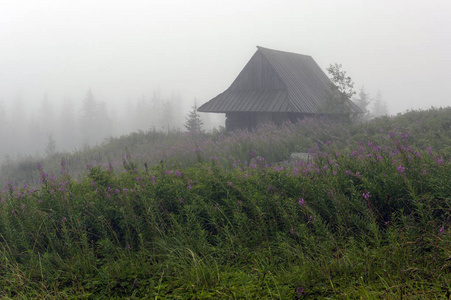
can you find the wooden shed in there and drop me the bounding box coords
[198,46,361,131]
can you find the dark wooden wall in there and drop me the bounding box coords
[225,112,310,131]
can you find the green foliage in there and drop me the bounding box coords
[0,107,450,297]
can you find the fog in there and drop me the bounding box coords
[1,0,450,157]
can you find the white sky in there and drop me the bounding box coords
[1,0,450,114]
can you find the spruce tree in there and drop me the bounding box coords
[184,101,203,133]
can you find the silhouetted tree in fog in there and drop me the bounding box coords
[354,86,372,121]
[79,88,112,146]
[372,91,389,117]
[184,101,203,133]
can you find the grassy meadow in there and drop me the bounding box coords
[0,107,451,298]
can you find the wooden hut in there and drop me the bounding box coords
[198,46,361,131]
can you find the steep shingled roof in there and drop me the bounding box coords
[198,46,360,114]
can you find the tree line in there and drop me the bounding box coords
[0,89,216,160]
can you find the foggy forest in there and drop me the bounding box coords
[0,88,224,160]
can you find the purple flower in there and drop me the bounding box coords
[244,173,248,179]
[227,181,233,187]
[440,226,445,234]
[296,287,306,296]
[298,198,306,207]
[397,166,405,174]
[363,192,371,200]
[21,204,26,210]
[290,228,295,235]
[61,217,67,223]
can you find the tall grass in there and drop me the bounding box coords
[0,107,450,297]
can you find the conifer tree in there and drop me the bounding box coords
[372,91,389,117]
[184,101,203,133]
[354,86,372,121]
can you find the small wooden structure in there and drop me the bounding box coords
[198,46,361,131]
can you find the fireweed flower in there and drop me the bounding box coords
[440,226,445,234]
[298,198,306,207]
[397,166,405,174]
[296,287,306,296]
[363,192,371,200]
[61,217,67,223]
